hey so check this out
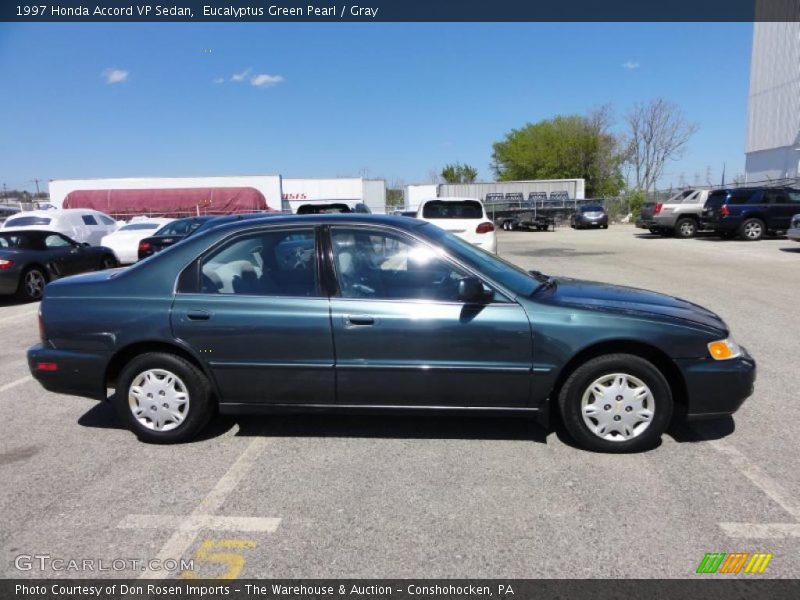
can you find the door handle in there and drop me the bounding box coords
[344,314,375,327]
[186,310,211,321]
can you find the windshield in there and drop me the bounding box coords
[581,205,604,212]
[119,223,160,231]
[5,216,51,227]
[424,223,538,297]
[422,200,483,219]
[155,218,209,236]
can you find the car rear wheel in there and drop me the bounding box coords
[102,256,118,269]
[675,218,698,239]
[17,267,47,301]
[113,352,213,443]
[648,227,660,235]
[558,353,673,453]
[739,218,765,241]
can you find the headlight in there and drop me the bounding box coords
[708,338,742,360]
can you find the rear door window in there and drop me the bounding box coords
[422,201,483,219]
[81,215,98,225]
[5,216,51,227]
[728,190,761,205]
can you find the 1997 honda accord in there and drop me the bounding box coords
[28,215,755,452]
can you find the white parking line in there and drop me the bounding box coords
[710,439,800,520]
[720,523,800,538]
[0,375,32,395]
[119,514,281,533]
[130,437,276,579]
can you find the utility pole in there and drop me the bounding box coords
[31,178,41,195]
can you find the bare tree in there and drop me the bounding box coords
[625,98,698,192]
[426,168,441,184]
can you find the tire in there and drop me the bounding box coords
[101,255,118,270]
[17,267,47,302]
[739,218,765,241]
[602,224,608,229]
[648,227,660,235]
[113,352,214,443]
[675,218,698,239]
[558,353,673,453]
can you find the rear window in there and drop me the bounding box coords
[156,219,207,236]
[119,223,160,231]
[5,216,51,227]
[81,215,98,225]
[0,234,32,249]
[422,200,483,219]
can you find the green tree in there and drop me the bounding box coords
[441,162,478,184]
[491,108,626,197]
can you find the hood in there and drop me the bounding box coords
[541,278,727,333]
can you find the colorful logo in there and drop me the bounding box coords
[696,552,773,574]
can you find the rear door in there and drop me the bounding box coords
[170,225,335,405]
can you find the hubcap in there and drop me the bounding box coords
[745,221,762,239]
[24,270,45,299]
[128,369,189,432]
[581,373,655,442]
[680,222,694,236]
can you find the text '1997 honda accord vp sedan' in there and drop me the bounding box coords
[28,215,756,452]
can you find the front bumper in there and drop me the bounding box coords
[676,347,756,419]
[787,227,800,242]
[27,343,108,400]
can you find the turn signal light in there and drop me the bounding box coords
[0,259,14,269]
[36,362,58,372]
[476,222,495,234]
[708,339,741,361]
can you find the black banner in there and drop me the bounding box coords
[2,0,800,23]
[3,580,800,600]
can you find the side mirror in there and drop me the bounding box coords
[457,276,493,303]
[81,242,90,247]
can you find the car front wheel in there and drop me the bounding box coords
[558,353,673,453]
[113,352,213,443]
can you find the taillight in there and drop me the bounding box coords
[720,205,730,217]
[476,222,495,234]
[654,203,663,215]
[138,241,152,252]
[36,362,58,371]
[0,258,14,269]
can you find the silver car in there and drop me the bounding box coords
[788,213,800,242]
[651,189,710,238]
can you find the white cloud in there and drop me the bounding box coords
[213,77,225,84]
[621,60,640,70]
[102,68,129,84]
[250,73,284,88]
[231,68,251,82]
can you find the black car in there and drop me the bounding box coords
[296,202,371,215]
[137,216,214,260]
[571,204,608,229]
[701,187,800,240]
[0,229,117,301]
[29,214,755,452]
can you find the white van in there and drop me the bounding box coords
[3,209,118,246]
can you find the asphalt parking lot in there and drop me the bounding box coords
[1,225,799,579]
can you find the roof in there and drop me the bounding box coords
[200,213,422,237]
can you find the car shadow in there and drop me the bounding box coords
[779,247,800,253]
[78,401,550,443]
[0,296,35,307]
[667,416,736,443]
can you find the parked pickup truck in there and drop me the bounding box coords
[636,190,695,234]
[651,189,710,238]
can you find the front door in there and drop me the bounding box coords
[327,225,533,407]
[171,226,334,405]
[42,232,91,276]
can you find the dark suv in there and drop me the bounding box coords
[701,187,800,240]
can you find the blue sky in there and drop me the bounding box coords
[1,22,753,193]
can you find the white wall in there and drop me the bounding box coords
[404,184,439,211]
[48,176,283,210]
[281,178,387,213]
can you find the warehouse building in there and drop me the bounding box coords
[745,18,800,182]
